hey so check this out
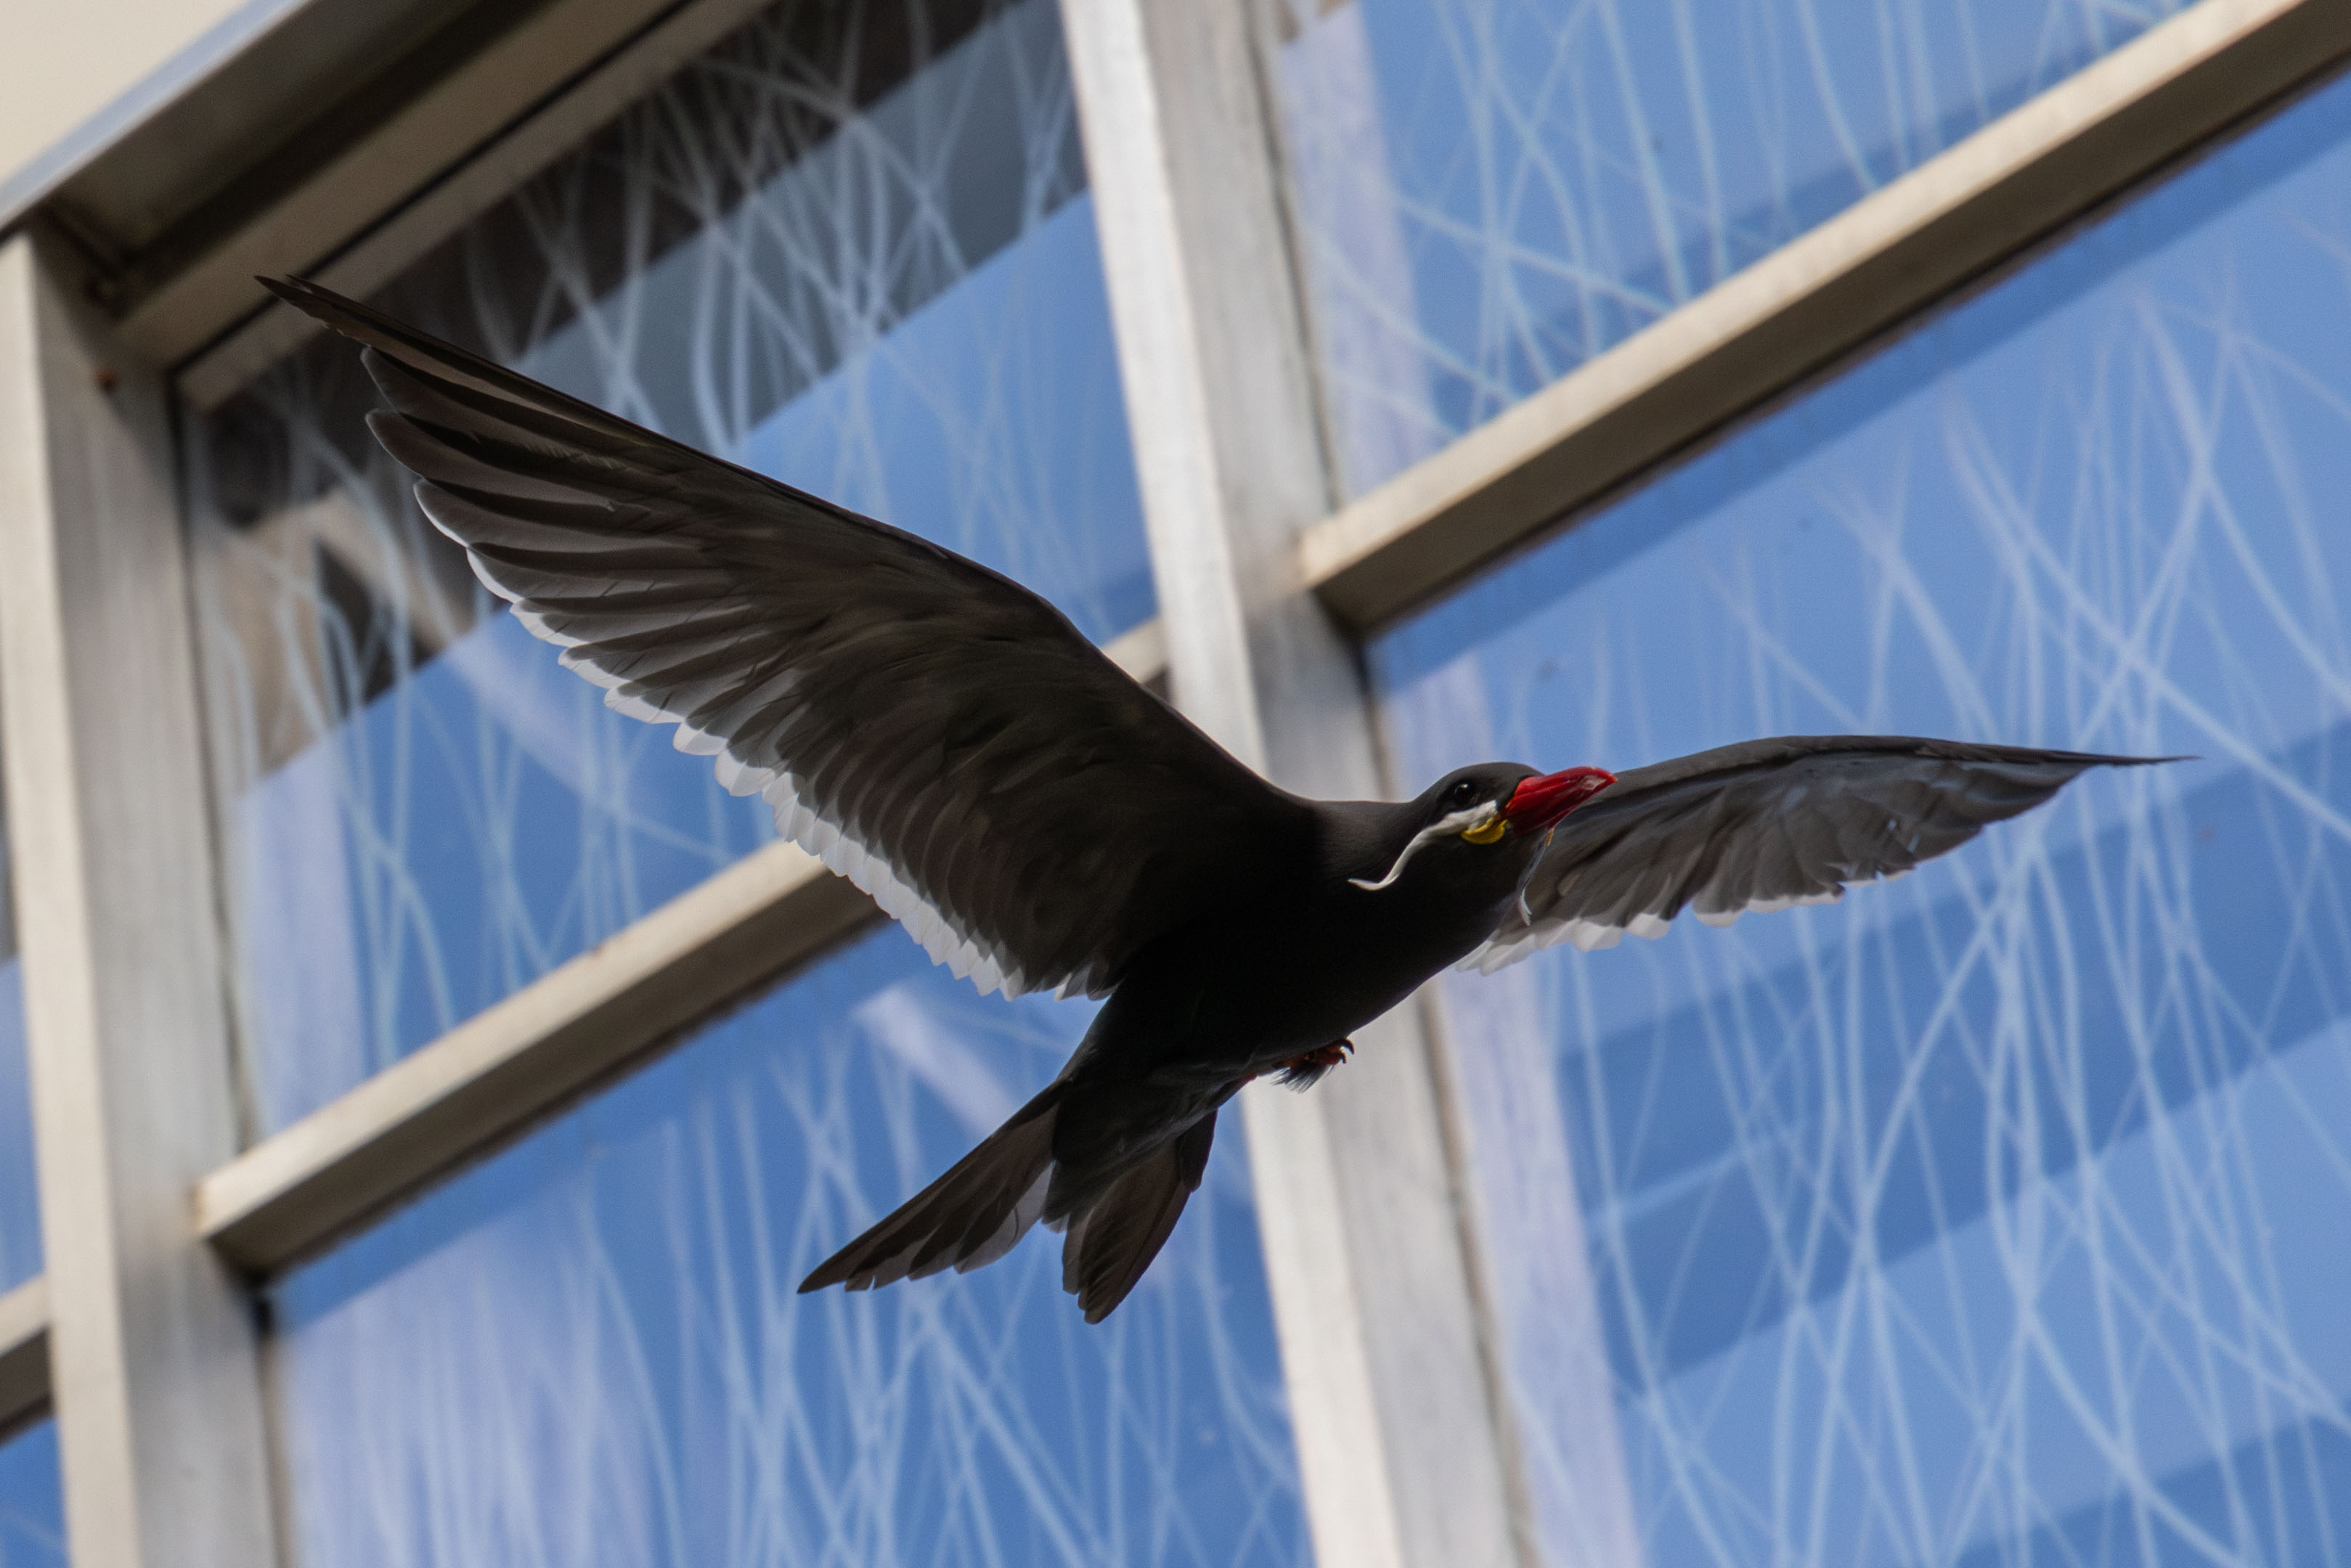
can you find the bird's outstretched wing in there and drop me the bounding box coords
[267,277,1305,1000]
[1467,735,2169,972]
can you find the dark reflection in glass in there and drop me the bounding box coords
[0,1422,64,1568]
[270,928,1304,1567]
[1377,65,2351,1568]
[1267,0,2186,497]
[184,0,1151,1132]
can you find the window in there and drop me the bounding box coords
[271,930,1300,1565]
[1378,57,2351,1563]
[1266,0,2191,494]
[183,0,1150,1132]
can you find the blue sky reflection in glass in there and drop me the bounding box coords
[0,762,36,1287]
[1376,64,2351,1567]
[0,1424,63,1568]
[1274,0,2188,495]
[192,0,1148,1132]
[270,928,1304,1568]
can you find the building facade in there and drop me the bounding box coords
[1,0,2348,1564]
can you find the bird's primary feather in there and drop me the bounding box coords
[263,276,1306,1005]
[1470,735,2172,971]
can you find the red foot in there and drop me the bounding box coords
[1268,1038,1354,1090]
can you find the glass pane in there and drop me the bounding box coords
[1270,0,2189,497]
[185,0,1150,1133]
[269,928,1305,1566]
[0,754,38,1291]
[1376,65,2351,1566]
[0,1422,65,1568]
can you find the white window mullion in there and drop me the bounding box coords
[0,229,276,1568]
[1059,5,1531,1564]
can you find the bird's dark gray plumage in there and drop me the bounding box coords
[1470,735,2151,970]
[276,277,1300,1005]
[266,276,2172,1322]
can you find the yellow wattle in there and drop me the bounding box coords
[1461,815,1507,846]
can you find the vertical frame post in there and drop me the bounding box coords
[1058,5,1530,1564]
[0,230,277,1567]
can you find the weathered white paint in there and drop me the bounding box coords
[0,230,277,1568]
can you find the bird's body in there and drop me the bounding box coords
[268,275,2175,1322]
[1084,780,1544,1082]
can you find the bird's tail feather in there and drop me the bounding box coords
[798,1084,1220,1322]
[798,1084,1064,1294]
[1057,1113,1218,1323]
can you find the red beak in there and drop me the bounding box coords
[1503,766,1616,834]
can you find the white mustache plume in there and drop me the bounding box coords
[1348,803,1501,891]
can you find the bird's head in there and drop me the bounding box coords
[1349,762,1617,892]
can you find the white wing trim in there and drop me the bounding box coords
[472,551,1051,999]
[1460,884,1859,975]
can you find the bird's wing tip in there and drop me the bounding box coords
[259,274,370,338]
[796,1252,857,1294]
[259,274,327,309]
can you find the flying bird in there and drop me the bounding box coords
[266,276,2168,1321]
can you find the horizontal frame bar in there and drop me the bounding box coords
[195,617,1167,1275]
[176,0,775,408]
[197,838,868,1272]
[1298,0,2351,632]
[0,1277,49,1436]
[118,0,713,377]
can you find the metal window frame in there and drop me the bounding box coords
[0,0,2339,1563]
[0,226,276,1568]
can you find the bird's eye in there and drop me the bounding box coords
[1445,780,1478,807]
